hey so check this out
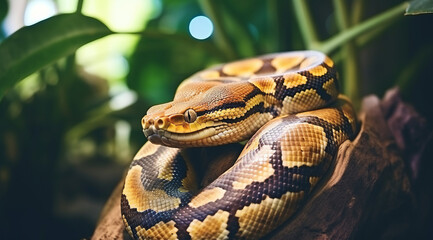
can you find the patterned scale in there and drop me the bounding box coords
[121,51,357,240]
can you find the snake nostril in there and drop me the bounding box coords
[156,118,165,129]
[144,118,154,129]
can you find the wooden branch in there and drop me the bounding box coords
[91,178,128,240]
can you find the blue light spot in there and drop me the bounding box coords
[189,16,213,40]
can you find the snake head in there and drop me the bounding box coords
[141,51,336,147]
[142,102,215,146]
[142,81,269,147]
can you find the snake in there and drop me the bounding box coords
[121,50,357,240]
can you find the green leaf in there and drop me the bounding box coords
[0,0,8,24]
[405,0,433,15]
[0,13,113,99]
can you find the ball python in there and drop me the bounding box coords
[121,50,357,240]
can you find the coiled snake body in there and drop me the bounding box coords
[121,51,357,239]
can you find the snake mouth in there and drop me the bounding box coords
[143,125,217,147]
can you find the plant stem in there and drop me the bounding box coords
[351,0,364,25]
[198,0,237,59]
[355,19,394,47]
[292,0,320,49]
[333,0,360,106]
[333,0,349,29]
[76,0,84,13]
[319,2,408,54]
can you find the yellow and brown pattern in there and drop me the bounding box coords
[121,51,357,239]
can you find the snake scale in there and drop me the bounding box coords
[121,50,357,240]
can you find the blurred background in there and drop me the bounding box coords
[1,0,432,239]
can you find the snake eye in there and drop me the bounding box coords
[184,109,197,123]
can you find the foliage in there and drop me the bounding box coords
[0,13,112,98]
[0,0,432,239]
[406,0,433,15]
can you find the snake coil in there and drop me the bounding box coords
[121,51,357,240]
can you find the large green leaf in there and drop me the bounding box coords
[405,0,433,15]
[0,13,113,98]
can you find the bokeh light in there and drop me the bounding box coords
[24,0,57,26]
[189,15,213,40]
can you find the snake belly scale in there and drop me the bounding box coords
[121,51,357,240]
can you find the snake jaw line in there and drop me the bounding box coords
[144,124,218,147]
